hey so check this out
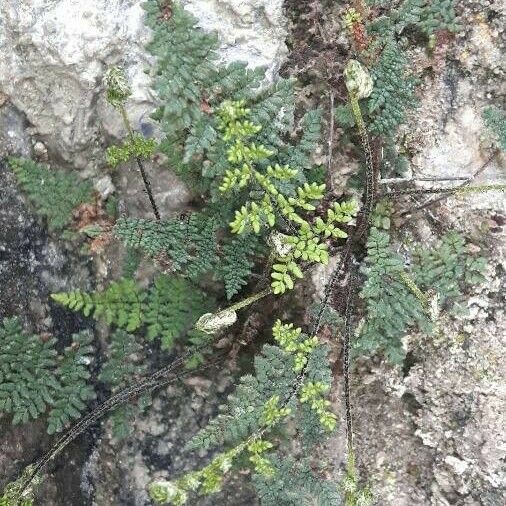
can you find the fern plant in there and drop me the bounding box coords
[0,318,95,434]
[358,226,487,362]
[98,329,150,439]
[149,320,338,505]
[113,98,340,297]
[113,1,327,305]
[340,0,459,140]
[365,39,418,136]
[51,275,214,351]
[144,0,323,211]
[3,1,500,505]
[8,157,93,233]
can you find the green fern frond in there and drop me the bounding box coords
[51,275,214,351]
[114,214,219,277]
[218,233,262,299]
[358,228,487,362]
[0,318,59,426]
[47,331,96,435]
[8,157,93,232]
[412,232,487,304]
[98,329,149,439]
[357,228,430,362]
[0,318,95,433]
[483,106,506,151]
[253,456,341,506]
[153,320,336,504]
[51,279,145,332]
[144,275,213,350]
[366,40,418,136]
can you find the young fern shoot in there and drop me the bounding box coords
[217,99,359,294]
[104,67,160,220]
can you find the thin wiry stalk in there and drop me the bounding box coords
[387,182,505,197]
[343,271,358,453]
[18,345,213,495]
[119,105,161,221]
[397,150,499,218]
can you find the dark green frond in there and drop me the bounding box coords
[0,318,95,433]
[144,275,213,350]
[99,330,149,439]
[483,106,506,151]
[8,157,93,232]
[47,331,96,434]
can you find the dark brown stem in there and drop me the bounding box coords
[120,105,161,221]
[343,271,357,452]
[397,151,499,218]
[135,156,161,220]
[387,182,505,197]
[18,347,224,496]
[327,92,335,175]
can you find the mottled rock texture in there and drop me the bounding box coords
[0,1,286,505]
[1,0,505,505]
[0,0,286,171]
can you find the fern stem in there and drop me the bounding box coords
[388,182,506,197]
[396,150,499,218]
[398,271,430,314]
[349,93,377,235]
[343,272,357,454]
[16,349,225,498]
[119,104,161,221]
[345,448,357,506]
[313,91,377,336]
[226,287,272,312]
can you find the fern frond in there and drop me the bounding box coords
[366,40,418,136]
[0,318,95,433]
[358,228,430,362]
[114,214,219,277]
[483,106,506,151]
[412,232,487,303]
[52,275,214,351]
[253,456,341,506]
[219,233,262,299]
[8,157,93,232]
[153,320,337,504]
[47,331,96,434]
[51,279,145,332]
[0,318,59,426]
[98,329,149,439]
[144,275,213,350]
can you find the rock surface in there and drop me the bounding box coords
[1,0,505,505]
[0,161,96,504]
[0,1,286,505]
[0,0,287,171]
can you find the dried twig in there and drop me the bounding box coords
[397,151,499,218]
[328,92,335,176]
